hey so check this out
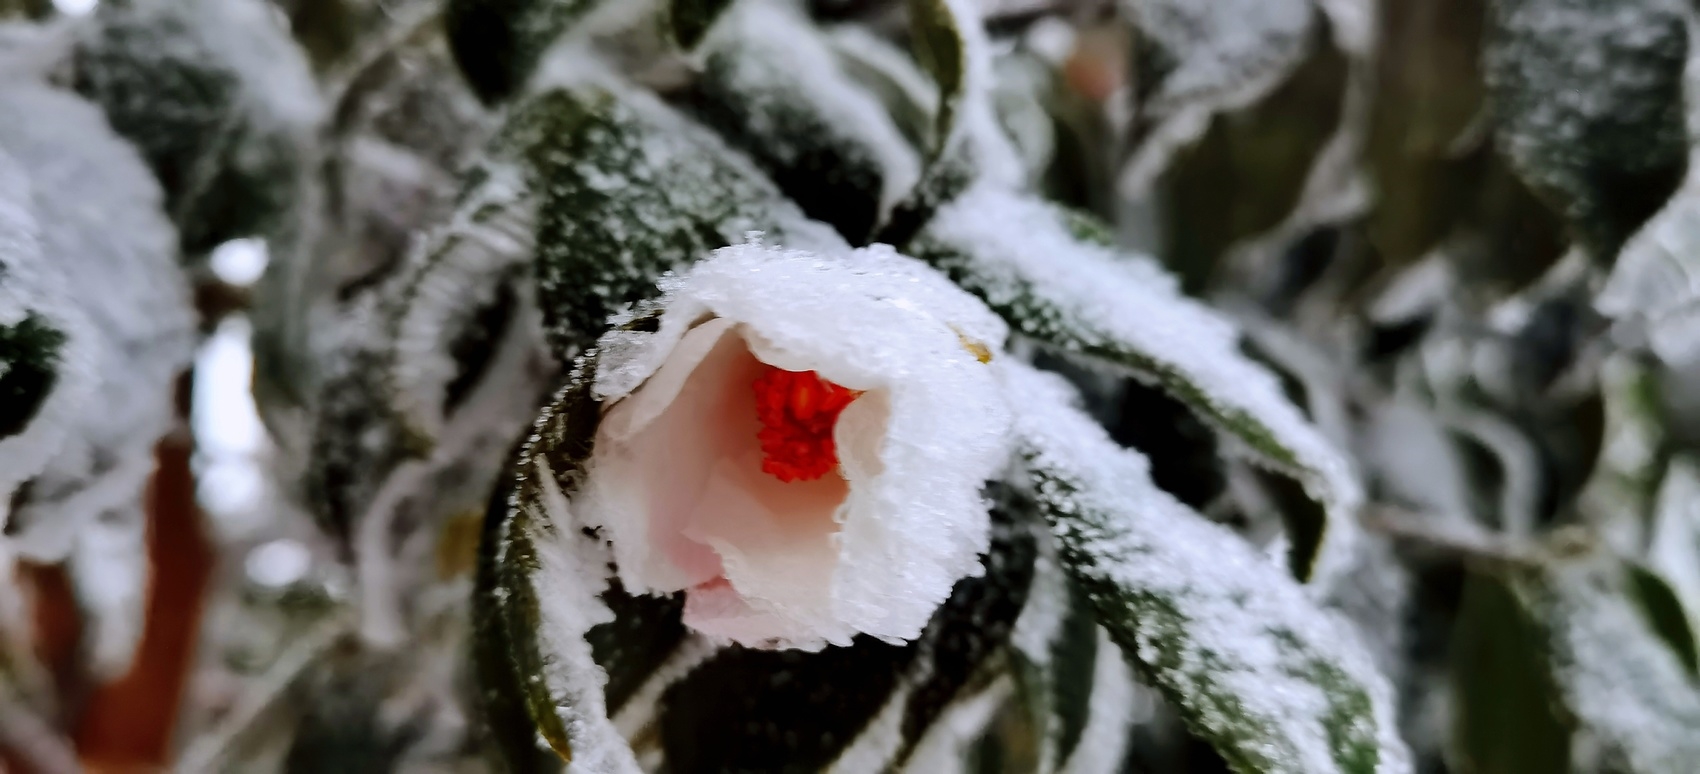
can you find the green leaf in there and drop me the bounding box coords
[1484,0,1689,261]
[1626,562,1700,677]
[0,314,63,441]
[682,2,920,241]
[1005,362,1408,774]
[905,0,970,153]
[1453,547,1700,774]
[1645,455,1700,667]
[668,0,733,49]
[1451,570,1572,774]
[444,0,600,104]
[494,81,844,358]
[909,187,1361,581]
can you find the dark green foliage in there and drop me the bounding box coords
[0,312,62,439]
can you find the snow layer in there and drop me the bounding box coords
[0,84,193,561]
[914,185,1362,583]
[1004,361,1409,774]
[0,146,91,516]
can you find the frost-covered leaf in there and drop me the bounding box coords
[0,146,85,512]
[495,79,844,356]
[668,0,732,49]
[1597,153,1700,362]
[250,27,510,539]
[1484,0,1689,260]
[1003,551,1138,774]
[684,1,920,241]
[475,351,642,772]
[1453,547,1700,774]
[1117,0,1318,197]
[444,0,601,103]
[70,0,321,254]
[1645,456,1700,668]
[0,84,193,561]
[826,26,939,153]
[909,187,1361,581]
[1004,362,1409,774]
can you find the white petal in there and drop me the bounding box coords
[580,243,1013,647]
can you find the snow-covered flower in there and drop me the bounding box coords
[576,242,1012,649]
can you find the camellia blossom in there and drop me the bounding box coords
[576,242,1013,649]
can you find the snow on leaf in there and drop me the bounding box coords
[474,352,640,773]
[444,0,602,103]
[826,26,940,153]
[909,186,1362,582]
[1459,549,1700,773]
[0,146,87,514]
[71,0,321,254]
[688,1,921,241]
[1054,627,1139,774]
[1484,0,1689,261]
[1003,361,1409,774]
[1117,0,1317,197]
[0,84,193,562]
[496,77,845,358]
[1645,456,1700,670]
[1597,151,1700,362]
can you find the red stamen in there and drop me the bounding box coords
[752,366,860,482]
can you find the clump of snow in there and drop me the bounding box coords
[0,84,193,561]
[1002,361,1409,774]
[578,242,1011,649]
[915,185,1362,583]
[69,504,148,678]
[0,146,92,517]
